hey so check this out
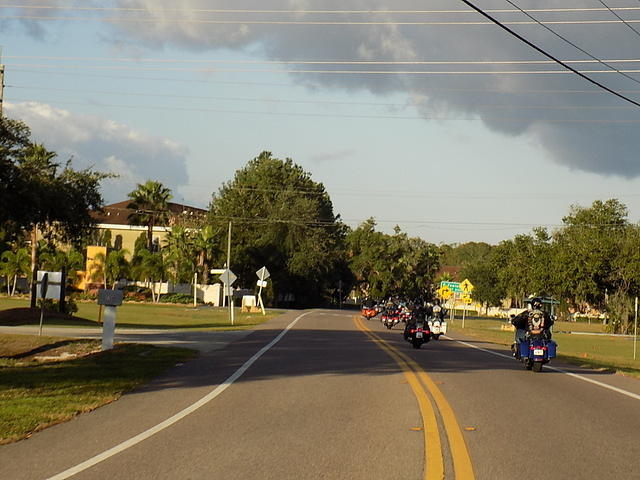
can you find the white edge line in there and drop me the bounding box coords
[47,311,314,480]
[444,336,640,402]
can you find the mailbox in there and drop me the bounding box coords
[98,289,124,307]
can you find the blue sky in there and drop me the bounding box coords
[3,0,640,244]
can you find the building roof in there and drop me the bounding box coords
[436,265,462,282]
[92,200,207,227]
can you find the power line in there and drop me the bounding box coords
[3,5,640,15]
[3,14,640,26]
[502,0,640,88]
[7,55,640,66]
[458,0,640,108]
[10,67,640,95]
[597,0,640,39]
[101,207,640,231]
[7,96,640,124]
[7,63,640,75]
[8,85,640,111]
[105,183,640,201]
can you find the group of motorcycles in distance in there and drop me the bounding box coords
[361,299,448,349]
[362,296,558,371]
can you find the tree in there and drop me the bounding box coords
[346,219,440,299]
[209,152,346,306]
[164,226,196,284]
[127,181,172,251]
[131,248,164,302]
[460,250,505,313]
[105,250,130,289]
[553,199,629,309]
[193,225,219,283]
[0,248,30,295]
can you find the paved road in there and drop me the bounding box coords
[1,310,639,479]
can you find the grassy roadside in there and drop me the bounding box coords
[448,317,640,378]
[0,333,197,445]
[0,296,283,330]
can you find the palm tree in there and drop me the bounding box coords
[91,251,108,288]
[127,181,172,251]
[132,249,164,302]
[105,249,130,289]
[40,247,85,288]
[193,225,219,283]
[164,226,196,283]
[0,248,31,296]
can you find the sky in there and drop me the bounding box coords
[3,0,640,245]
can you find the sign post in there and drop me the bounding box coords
[38,272,48,336]
[220,269,237,325]
[634,296,638,360]
[459,279,475,328]
[36,271,63,336]
[97,289,123,351]
[256,267,270,316]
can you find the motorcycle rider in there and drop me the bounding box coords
[432,299,447,321]
[404,304,426,340]
[511,297,554,357]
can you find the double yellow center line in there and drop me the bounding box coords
[354,316,475,480]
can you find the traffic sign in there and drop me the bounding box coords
[219,269,237,286]
[460,279,474,293]
[438,286,453,299]
[440,281,462,293]
[256,266,270,281]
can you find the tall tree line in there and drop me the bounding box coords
[459,199,639,333]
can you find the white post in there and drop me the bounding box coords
[193,272,198,308]
[102,306,116,351]
[228,284,235,325]
[634,296,638,360]
[227,221,234,325]
[462,301,466,328]
[450,293,456,324]
[258,283,266,315]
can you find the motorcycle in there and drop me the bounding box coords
[427,317,447,340]
[383,310,401,329]
[404,319,431,349]
[514,331,557,372]
[362,307,377,320]
[400,309,413,324]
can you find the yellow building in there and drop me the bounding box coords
[91,201,207,256]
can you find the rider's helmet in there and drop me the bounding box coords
[531,297,543,310]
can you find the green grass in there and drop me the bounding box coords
[0,333,197,444]
[449,316,640,378]
[0,296,283,331]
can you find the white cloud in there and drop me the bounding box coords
[9,0,640,177]
[5,101,191,204]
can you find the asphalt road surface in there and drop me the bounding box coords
[1,310,639,479]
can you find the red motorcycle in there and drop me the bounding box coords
[362,307,377,320]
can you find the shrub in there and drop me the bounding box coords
[159,293,201,304]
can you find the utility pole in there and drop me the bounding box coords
[0,63,4,118]
[0,47,4,118]
[227,221,234,325]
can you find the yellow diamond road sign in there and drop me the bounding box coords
[460,279,474,293]
[439,286,453,299]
